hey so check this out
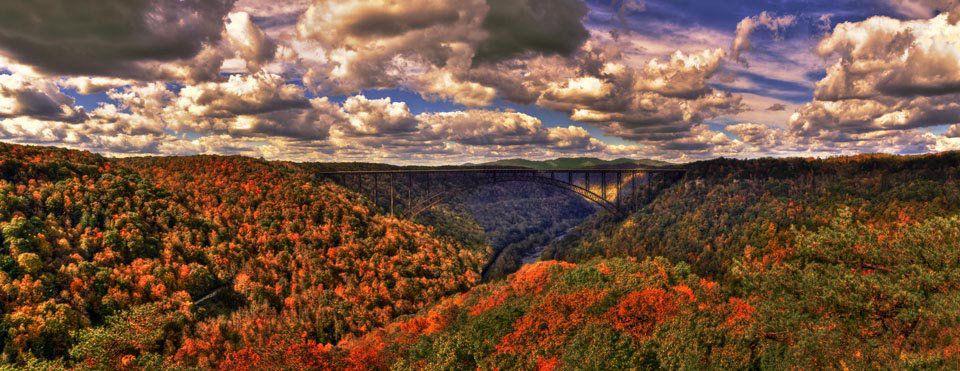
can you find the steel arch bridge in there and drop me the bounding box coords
[318,168,686,219]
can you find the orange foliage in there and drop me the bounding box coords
[607,288,680,339]
[724,297,756,333]
[497,289,606,355]
[536,356,560,371]
[508,261,575,294]
[469,287,511,316]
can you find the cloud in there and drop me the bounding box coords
[815,14,960,100]
[59,77,133,95]
[948,124,960,137]
[767,103,788,111]
[886,0,960,22]
[0,74,85,122]
[790,95,960,136]
[0,0,235,77]
[792,13,960,141]
[635,48,726,98]
[341,95,418,135]
[414,109,607,153]
[225,12,277,72]
[731,12,797,65]
[296,0,488,93]
[473,0,590,63]
[406,48,498,107]
[418,110,554,146]
[658,124,736,151]
[528,41,742,142]
[175,72,308,118]
[230,97,341,140]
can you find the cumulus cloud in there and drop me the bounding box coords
[0,74,85,122]
[636,48,726,98]
[815,14,960,100]
[473,0,590,63]
[948,124,960,137]
[418,110,555,146]
[175,72,308,118]
[790,95,960,136]
[731,12,797,65]
[0,0,235,77]
[414,109,607,153]
[225,12,278,72]
[341,95,418,135]
[792,13,960,141]
[230,97,341,140]
[526,41,742,142]
[296,0,489,93]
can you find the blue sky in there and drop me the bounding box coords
[1,0,959,164]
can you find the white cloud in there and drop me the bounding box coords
[341,95,418,135]
[225,12,278,72]
[175,72,308,118]
[731,12,797,65]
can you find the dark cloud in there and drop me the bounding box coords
[0,75,86,122]
[347,6,462,38]
[0,0,235,77]
[767,103,787,111]
[473,0,590,63]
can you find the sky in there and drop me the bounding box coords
[1,0,960,165]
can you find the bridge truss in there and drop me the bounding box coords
[318,168,686,219]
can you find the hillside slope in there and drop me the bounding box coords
[547,153,960,277]
[0,144,485,368]
[264,152,960,369]
[270,209,960,369]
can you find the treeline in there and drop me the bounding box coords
[0,143,485,368]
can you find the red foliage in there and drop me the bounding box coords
[508,261,575,294]
[536,356,560,371]
[497,290,606,355]
[724,297,755,331]
[607,288,680,339]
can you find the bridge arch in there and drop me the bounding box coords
[403,175,618,219]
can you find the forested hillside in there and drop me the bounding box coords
[296,152,960,369]
[0,144,485,368]
[3,143,960,369]
[546,153,960,277]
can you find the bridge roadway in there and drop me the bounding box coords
[317,167,687,218]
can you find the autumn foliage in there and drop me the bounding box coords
[3,143,960,369]
[0,143,484,368]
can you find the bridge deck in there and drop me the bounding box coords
[316,167,686,175]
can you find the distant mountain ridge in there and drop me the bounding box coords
[475,157,670,170]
